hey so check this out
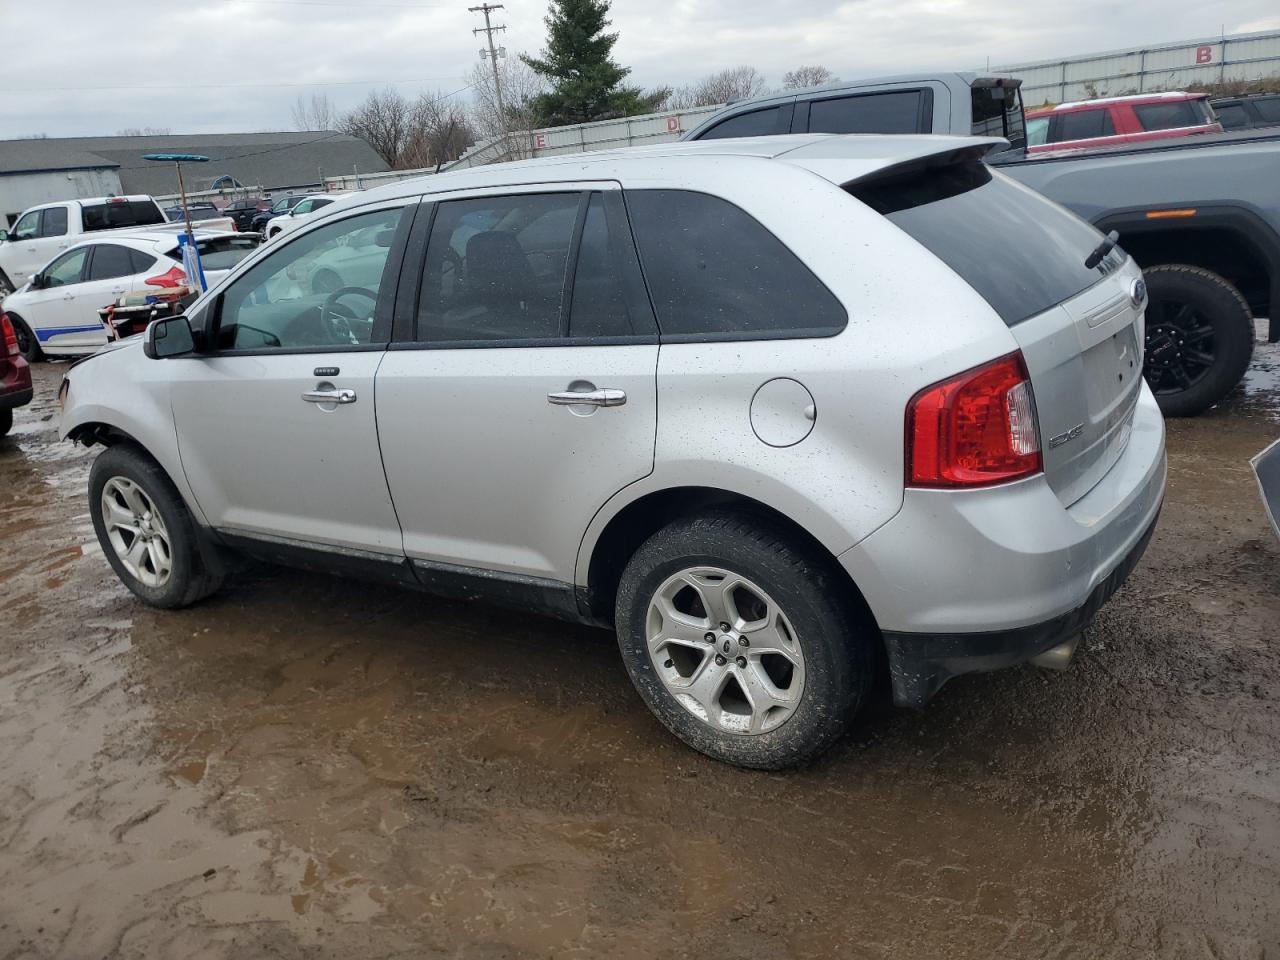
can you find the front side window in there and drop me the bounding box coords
[1056,108,1115,141]
[625,190,847,338]
[216,206,404,350]
[87,244,137,281]
[292,199,315,215]
[1133,100,1199,131]
[416,192,580,343]
[43,248,89,287]
[808,91,926,135]
[40,207,68,237]
[700,107,786,140]
[12,211,40,241]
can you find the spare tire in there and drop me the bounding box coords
[1142,265,1255,417]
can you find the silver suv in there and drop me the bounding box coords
[60,135,1166,768]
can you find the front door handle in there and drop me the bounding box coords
[302,387,357,404]
[547,388,626,407]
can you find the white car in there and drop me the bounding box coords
[1,231,259,360]
[263,193,351,241]
[59,135,1166,768]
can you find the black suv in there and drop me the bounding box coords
[1211,94,1280,131]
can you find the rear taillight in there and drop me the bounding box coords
[1,313,18,357]
[906,351,1042,488]
[145,266,188,288]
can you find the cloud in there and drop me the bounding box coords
[2,0,1277,138]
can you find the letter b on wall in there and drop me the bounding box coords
[1195,45,1214,64]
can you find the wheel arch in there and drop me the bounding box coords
[577,484,882,635]
[1095,204,1280,341]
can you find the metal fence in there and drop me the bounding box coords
[998,28,1280,106]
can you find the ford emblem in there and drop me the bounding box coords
[1129,278,1147,309]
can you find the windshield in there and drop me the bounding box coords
[850,160,1114,326]
[1026,116,1049,146]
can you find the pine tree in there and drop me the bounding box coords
[521,0,660,125]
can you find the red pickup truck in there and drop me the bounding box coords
[1026,92,1222,154]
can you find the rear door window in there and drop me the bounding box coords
[416,192,580,343]
[850,162,1111,327]
[82,200,166,231]
[625,189,846,339]
[39,207,68,237]
[1133,100,1199,131]
[807,91,929,134]
[1212,102,1247,128]
[699,106,788,139]
[1055,108,1115,141]
[568,193,652,339]
[1255,97,1280,123]
[87,244,138,281]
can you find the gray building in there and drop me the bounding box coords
[0,131,389,224]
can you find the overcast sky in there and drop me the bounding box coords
[3,0,1278,139]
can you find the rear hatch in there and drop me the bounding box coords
[849,156,1143,506]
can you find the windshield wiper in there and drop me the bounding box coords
[1084,230,1120,270]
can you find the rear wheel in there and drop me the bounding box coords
[1142,265,1254,417]
[89,445,225,608]
[615,511,874,769]
[7,313,42,363]
[0,409,12,437]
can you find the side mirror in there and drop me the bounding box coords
[29,273,44,290]
[144,315,196,359]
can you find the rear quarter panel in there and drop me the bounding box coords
[576,161,1017,583]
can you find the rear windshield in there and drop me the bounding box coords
[168,236,261,271]
[82,200,166,232]
[851,161,1112,326]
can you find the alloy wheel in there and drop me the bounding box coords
[1144,297,1216,395]
[100,477,173,588]
[646,567,805,735]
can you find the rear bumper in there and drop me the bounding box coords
[0,355,33,409]
[840,381,1167,706]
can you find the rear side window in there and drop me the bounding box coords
[808,91,927,135]
[87,244,137,281]
[1255,97,1280,123]
[40,207,68,237]
[193,236,260,271]
[626,190,847,339]
[82,200,166,231]
[129,250,158,274]
[700,107,787,139]
[416,193,579,342]
[851,162,1110,327]
[1055,108,1115,141]
[1133,101,1199,131]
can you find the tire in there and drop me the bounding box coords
[89,444,225,608]
[1142,265,1254,417]
[6,312,42,363]
[615,511,875,769]
[0,408,11,437]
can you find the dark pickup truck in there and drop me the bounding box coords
[685,73,1280,415]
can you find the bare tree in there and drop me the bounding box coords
[660,66,768,110]
[291,93,339,131]
[782,66,837,90]
[399,91,476,169]
[116,127,171,136]
[469,57,546,157]
[340,87,412,167]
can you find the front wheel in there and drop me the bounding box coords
[615,511,875,769]
[89,445,225,608]
[1142,265,1254,417]
[7,313,42,363]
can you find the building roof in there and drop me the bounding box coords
[0,132,388,193]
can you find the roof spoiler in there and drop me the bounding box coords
[971,76,1023,89]
[839,139,1008,189]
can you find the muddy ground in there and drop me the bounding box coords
[1,336,1278,960]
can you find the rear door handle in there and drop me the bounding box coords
[547,388,626,407]
[302,387,357,404]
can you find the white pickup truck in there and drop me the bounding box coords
[0,195,236,295]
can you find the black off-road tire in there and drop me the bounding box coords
[1143,265,1254,417]
[615,511,875,770]
[89,444,225,608]
[6,312,43,363]
[0,408,12,437]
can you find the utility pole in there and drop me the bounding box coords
[469,3,509,157]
